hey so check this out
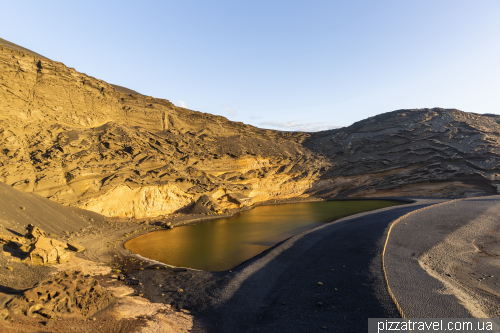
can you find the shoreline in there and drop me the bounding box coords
[112,196,414,269]
[5,195,487,332]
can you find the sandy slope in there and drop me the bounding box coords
[0,183,195,332]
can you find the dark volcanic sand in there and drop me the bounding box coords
[4,196,495,332]
[122,199,445,333]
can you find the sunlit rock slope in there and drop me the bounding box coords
[0,38,498,218]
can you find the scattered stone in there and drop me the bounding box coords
[317,282,323,286]
[6,266,13,271]
[20,206,25,210]
[316,302,323,306]
[44,320,54,327]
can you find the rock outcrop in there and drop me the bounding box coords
[1,37,499,218]
[0,224,84,265]
[186,195,224,215]
[25,224,45,240]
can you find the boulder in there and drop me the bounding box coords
[28,237,74,265]
[0,234,30,253]
[66,242,85,253]
[25,224,45,240]
[0,234,26,246]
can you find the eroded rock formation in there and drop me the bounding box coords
[0,224,84,265]
[0,41,326,218]
[2,271,114,319]
[1,38,499,218]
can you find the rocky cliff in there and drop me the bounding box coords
[0,38,498,218]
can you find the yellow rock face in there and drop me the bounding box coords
[1,40,498,218]
[78,184,193,217]
[0,44,329,218]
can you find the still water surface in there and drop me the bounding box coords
[125,200,402,271]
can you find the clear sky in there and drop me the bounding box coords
[2,1,500,131]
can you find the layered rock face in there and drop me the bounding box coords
[306,110,500,198]
[0,42,326,218]
[0,39,498,218]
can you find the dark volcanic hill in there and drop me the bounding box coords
[306,110,500,197]
[0,38,498,218]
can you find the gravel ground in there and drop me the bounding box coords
[0,314,146,333]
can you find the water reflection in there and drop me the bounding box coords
[125,200,402,271]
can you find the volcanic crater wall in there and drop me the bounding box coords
[1,40,499,218]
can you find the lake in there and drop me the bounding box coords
[125,200,403,271]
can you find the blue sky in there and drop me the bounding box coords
[2,1,500,131]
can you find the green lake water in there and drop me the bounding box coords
[124,200,403,271]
